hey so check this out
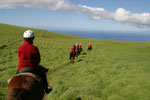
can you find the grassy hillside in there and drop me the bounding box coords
[0,23,150,100]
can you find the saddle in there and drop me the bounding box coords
[8,73,42,84]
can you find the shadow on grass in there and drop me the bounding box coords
[75,97,82,100]
[77,59,83,62]
[0,68,7,72]
[81,52,87,55]
[0,45,7,49]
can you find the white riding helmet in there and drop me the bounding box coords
[23,30,35,38]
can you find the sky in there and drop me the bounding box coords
[0,0,150,33]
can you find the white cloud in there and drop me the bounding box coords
[77,5,113,20]
[0,0,74,11]
[114,8,150,28]
[77,6,150,28]
[0,0,150,28]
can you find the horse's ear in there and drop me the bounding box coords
[8,79,11,84]
[42,67,49,73]
[44,68,49,73]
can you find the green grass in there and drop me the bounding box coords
[0,23,150,100]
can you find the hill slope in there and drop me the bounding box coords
[0,23,150,100]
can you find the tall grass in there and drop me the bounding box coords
[0,23,150,100]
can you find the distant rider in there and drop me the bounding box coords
[88,43,92,50]
[75,43,80,56]
[17,30,52,94]
[79,43,82,52]
[71,45,75,52]
[70,45,75,59]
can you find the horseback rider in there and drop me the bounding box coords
[70,45,75,59]
[17,30,52,94]
[75,43,79,49]
[71,45,75,52]
[75,43,80,55]
[79,43,82,52]
[88,43,92,50]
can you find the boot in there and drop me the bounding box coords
[45,87,53,94]
[41,73,53,94]
[36,65,53,94]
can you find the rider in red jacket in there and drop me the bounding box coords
[18,40,40,70]
[70,45,75,59]
[79,43,82,49]
[71,46,75,52]
[17,30,52,94]
[88,43,92,50]
[79,43,82,52]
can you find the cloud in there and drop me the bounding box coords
[114,8,150,28]
[0,0,150,28]
[77,6,150,28]
[77,5,113,20]
[0,0,74,11]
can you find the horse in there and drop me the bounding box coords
[88,46,92,50]
[7,65,48,100]
[7,73,45,100]
[78,47,82,55]
[75,46,80,58]
[79,48,82,52]
[70,51,75,63]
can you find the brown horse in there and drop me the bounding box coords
[7,73,45,100]
[70,51,75,63]
[75,46,80,58]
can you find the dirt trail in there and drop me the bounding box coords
[48,52,87,80]
[49,61,71,78]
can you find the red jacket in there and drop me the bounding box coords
[88,44,92,48]
[18,41,40,70]
[79,45,82,48]
[71,46,75,51]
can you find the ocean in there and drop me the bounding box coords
[51,30,150,42]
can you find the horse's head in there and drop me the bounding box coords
[38,65,49,73]
[42,67,49,73]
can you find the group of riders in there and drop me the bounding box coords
[69,42,92,63]
[10,30,93,95]
[70,43,82,59]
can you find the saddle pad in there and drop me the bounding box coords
[8,73,42,84]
